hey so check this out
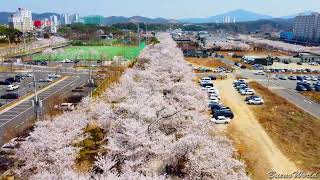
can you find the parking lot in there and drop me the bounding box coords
[0,71,62,107]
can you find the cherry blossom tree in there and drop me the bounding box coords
[13,33,249,180]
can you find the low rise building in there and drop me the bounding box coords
[298,53,320,62]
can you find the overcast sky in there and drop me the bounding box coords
[1,0,320,19]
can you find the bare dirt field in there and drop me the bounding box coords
[249,82,320,171]
[185,57,233,70]
[214,77,300,180]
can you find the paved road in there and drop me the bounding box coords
[219,57,320,118]
[0,75,88,145]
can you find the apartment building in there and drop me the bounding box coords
[8,8,33,32]
[293,13,320,42]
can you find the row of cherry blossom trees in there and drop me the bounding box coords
[13,33,248,180]
[0,36,67,57]
[207,41,251,51]
[239,35,320,53]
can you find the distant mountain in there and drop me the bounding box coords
[0,11,177,25]
[32,12,60,21]
[0,12,60,24]
[181,9,273,23]
[104,16,179,24]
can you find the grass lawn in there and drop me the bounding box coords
[32,44,144,61]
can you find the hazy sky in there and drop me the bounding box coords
[1,0,320,19]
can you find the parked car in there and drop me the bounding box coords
[208,75,217,80]
[211,116,231,124]
[6,84,19,91]
[245,95,261,101]
[247,98,264,105]
[6,77,20,83]
[48,74,61,78]
[311,76,318,81]
[254,71,266,75]
[233,79,246,85]
[296,85,307,91]
[236,84,248,90]
[55,103,75,111]
[297,76,303,81]
[288,76,297,80]
[39,78,53,82]
[0,81,12,85]
[213,110,234,119]
[278,75,288,80]
[315,85,320,92]
[61,59,72,63]
[209,97,219,104]
[22,73,33,77]
[0,93,19,99]
[240,89,255,95]
[15,75,25,80]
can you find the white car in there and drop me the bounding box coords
[210,93,221,100]
[247,98,264,105]
[6,84,19,91]
[61,59,72,63]
[255,71,266,75]
[201,77,211,82]
[211,116,231,124]
[209,97,220,103]
[48,74,61,78]
[241,89,255,95]
[311,76,318,81]
[56,103,75,111]
[22,73,33,77]
[39,78,53,82]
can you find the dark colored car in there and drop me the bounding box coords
[201,83,214,87]
[297,62,303,65]
[315,85,320,92]
[0,81,12,85]
[15,75,25,81]
[296,85,307,91]
[208,75,217,80]
[40,61,48,66]
[296,76,303,81]
[5,77,20,83]
[209,103,223,111]
[0,93,19,99]
[302,84,313,91]
[213,110,234,119]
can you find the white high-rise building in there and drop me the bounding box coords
[60,13,70,25]
[50,15,58,33]
[293,12,320,42]
[8,8,33,31]
[60,13,80,25]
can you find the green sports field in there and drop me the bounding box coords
[32,43,145,61]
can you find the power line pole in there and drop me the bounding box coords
[32,70,42,121]
[137,24,141,48]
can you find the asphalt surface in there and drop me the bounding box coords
[0,75,87,139]
[0,72,58,106]
[218,57,320,118]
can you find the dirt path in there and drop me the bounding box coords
[214,77,300,180]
